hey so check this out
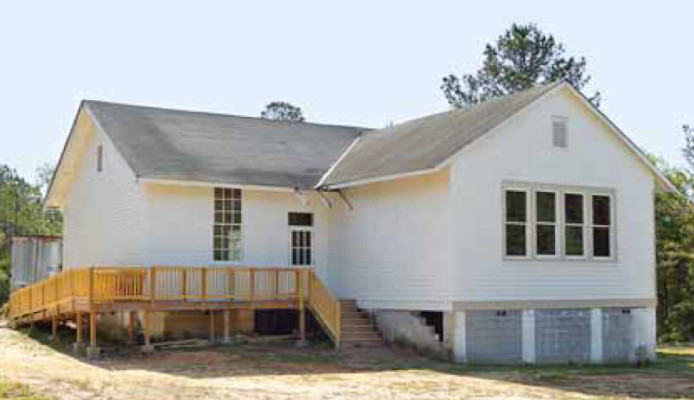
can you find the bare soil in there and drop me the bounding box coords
[1,323,693,400]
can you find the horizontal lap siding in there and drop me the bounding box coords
[327,170,452,307]
[450,88,656,302]
[63,119,144,267]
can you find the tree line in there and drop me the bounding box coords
[1,23,692,342]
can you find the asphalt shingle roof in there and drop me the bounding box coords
[319,82,561,187]
[85,101,364,189]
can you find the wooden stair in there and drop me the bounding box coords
[338,300,383,347]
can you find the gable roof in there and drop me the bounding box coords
[83,101,365,189]
[317,82,560,187]
[318,81,676,192]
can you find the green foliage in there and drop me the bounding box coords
[441,23,600,108]
[652,154,694,342]
[260,101,305,122]
[0,164,61,304]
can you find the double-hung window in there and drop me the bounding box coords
[591,195,612,258]
[213,188,242,262]
[535,191,557,256]
[504,190,528,257]
[564,193,585,257]
[503,184,614,260]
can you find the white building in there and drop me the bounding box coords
[45,81,673,363]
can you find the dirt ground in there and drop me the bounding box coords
[0,323,693,400]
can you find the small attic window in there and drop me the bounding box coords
[97,144,103,172]
[552,117,568,148]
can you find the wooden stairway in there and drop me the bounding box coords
[338,300,383,347]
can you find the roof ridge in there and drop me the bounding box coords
[83,99,372,132]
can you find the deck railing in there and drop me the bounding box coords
[7,266,342,345]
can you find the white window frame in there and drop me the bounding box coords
[563,191,587,260]
[590,193,615,260]
[502,182,616,262]
[534,190,560,259]
[502,187,531,259]
[212,188,243,263]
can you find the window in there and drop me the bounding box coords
[564,193,585,256]
[213,188,242,262]
[503,184,614,261]
[289,212,313,266]
[535,191,557,256]
[504,190,528,256]
[592,195,612,257]
[552,118,568,148]
[96,145,103,172]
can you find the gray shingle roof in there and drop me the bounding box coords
[85,101,365,189]
[319,82,561,187]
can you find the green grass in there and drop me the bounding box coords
[0,378,52,400]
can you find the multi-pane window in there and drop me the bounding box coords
[535,191,557,256]
[504,185,614,260]
[289,212,313,266]
[213,188,242,262]
[564,193,585,256]
[592,195,612,257]
[504,190,528,256]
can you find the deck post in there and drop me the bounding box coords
[223,309,231,343]
[297,270,307,346]
[51,314,58,341]
[141,310,154,354]
[127,311,136,344]
[87,311,100,359]
[209,310,216,343]
[76,312,83,344]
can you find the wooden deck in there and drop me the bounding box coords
[7,266,342,352]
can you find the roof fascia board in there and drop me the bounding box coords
[325,166,441,190]
[563,84,677,193]
[44,103,97,209]
[315,134,363,189]
[139,177,297,192]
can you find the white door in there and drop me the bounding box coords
[288,213,314,267]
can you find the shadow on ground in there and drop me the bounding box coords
[18,323,694,399]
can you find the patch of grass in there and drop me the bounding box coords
[0,378,52,400]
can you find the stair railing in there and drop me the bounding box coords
[307,271,341,347]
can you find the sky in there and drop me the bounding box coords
[0,1,691,182]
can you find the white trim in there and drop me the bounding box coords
[315,134,363,188]
[325,167,440,190]
[139,177,296,192]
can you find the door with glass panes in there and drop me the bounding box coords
[288,212,313,266]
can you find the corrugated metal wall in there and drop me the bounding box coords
[10,236,62,289]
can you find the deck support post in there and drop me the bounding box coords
[141,310,154,354]
[223,309,231,343]
[127,311,136,344]
[209,311,216,343]
[51,314,58,341]
[73,312,85,354]
[87,312,100,359]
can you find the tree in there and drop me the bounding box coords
[260,102,305,122]
[35,163,54,197]
[682,124,694,171]
[0,164,62,304]
[441,23,601,108]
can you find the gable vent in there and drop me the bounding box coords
[552,118,568,148]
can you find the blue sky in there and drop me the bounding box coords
[1,1,691,182]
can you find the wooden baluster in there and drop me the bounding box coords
[181,269,187,300]
[275,269,279,299]
[249,269,255,308]
[150,267,157,306]
[298,270,305,342]
[88,267,95,310]
[202,267,208,305]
